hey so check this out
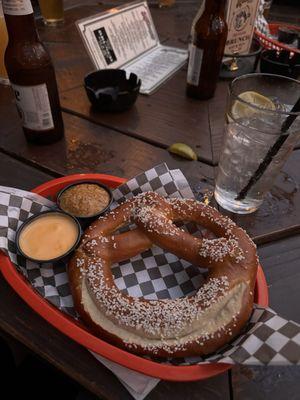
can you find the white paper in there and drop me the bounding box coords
[11,83,54,131]
[2,0,33,15]
[90,351,160,400]
[77,1,159,70]
[125,45,188,94]
[187,44,203,86]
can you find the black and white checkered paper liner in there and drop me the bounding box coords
[0,164,299,366]
[255,0,270,37]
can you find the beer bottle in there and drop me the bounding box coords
[186,0,228,100]
[3,0,64,144]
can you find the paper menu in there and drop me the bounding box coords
[76,1,188,95]
[124,45,188,95]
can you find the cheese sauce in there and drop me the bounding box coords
[19,212,79,261]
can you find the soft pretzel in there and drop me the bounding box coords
[68,192,258,358]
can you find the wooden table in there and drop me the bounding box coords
[0,1,300,399]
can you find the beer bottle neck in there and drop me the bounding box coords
[4,13,39,43]
[203,0,226,16]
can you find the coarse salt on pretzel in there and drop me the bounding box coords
[68,192,258,358]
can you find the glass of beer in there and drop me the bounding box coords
[38,0,64,26]
[0,3,9,85]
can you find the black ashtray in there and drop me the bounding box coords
[260,49,300,79]
[84,69,141,112]
[278,27,298,45]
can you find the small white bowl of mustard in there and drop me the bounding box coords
[16,210,82,263]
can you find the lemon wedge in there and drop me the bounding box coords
[168,143,197,161]
[230,91,276,120]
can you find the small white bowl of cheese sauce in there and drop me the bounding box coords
[16,211,81,263]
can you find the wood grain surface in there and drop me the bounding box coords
[60,71,215,164]
[36,1,300,166]
[2,82,300,245]
[0,92,213,180]
[2,89,300,246]
[0,1,300,399]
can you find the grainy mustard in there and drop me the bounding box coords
[60,184,110,217]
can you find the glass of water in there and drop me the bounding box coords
[215,73,300,214]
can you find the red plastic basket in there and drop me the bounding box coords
[255,23,300,55]
[0,173,269,381]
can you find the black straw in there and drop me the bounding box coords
[235,96,300,201]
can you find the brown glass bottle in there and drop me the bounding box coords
[3,0,64,144]
[186,0,228,100]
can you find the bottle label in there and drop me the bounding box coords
[187,44,203,86]
[11,83,54,131]
[2,0,33,16]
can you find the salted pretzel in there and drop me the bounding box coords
[68,192,258,358]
